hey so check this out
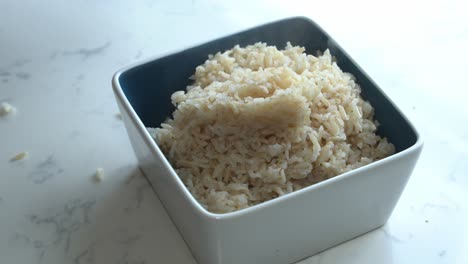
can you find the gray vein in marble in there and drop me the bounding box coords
[417,193,460,215]
[12,233,49,263]
[380,227,403,243]
[0,59,32,82]
[422,202,450,211]
[62,42,112,60]
[123,183,151,212]
[28,155,64,184]
[74,248,94,264]
[124,169,140,185]
[14,199,97,263]
[11,59,32,68]
[74,245,97,264]
[122,169,152,213]
[1,59,31,70]
[0,71,10,77]
[435,193,460,211]
[16,72,31,80]
[72,223,146,264]
[438,192,460,210]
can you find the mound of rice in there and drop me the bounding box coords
[149,42,395,213]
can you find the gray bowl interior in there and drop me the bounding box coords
[117,17,417,153]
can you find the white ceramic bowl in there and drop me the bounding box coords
[112,17,423,264]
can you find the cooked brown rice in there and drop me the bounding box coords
[149,42,394,213]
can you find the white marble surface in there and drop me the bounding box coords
[1,0,467,263]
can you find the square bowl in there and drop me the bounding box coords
[112,17,423,264]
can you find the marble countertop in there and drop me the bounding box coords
[1,0,467,263]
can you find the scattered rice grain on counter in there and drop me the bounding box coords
[115,112,123,120]
[10,151,28,162]
[148,42,395,213]
[0,102,15,117]
[94,168,104,182]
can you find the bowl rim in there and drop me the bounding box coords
[112,16,424,221]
